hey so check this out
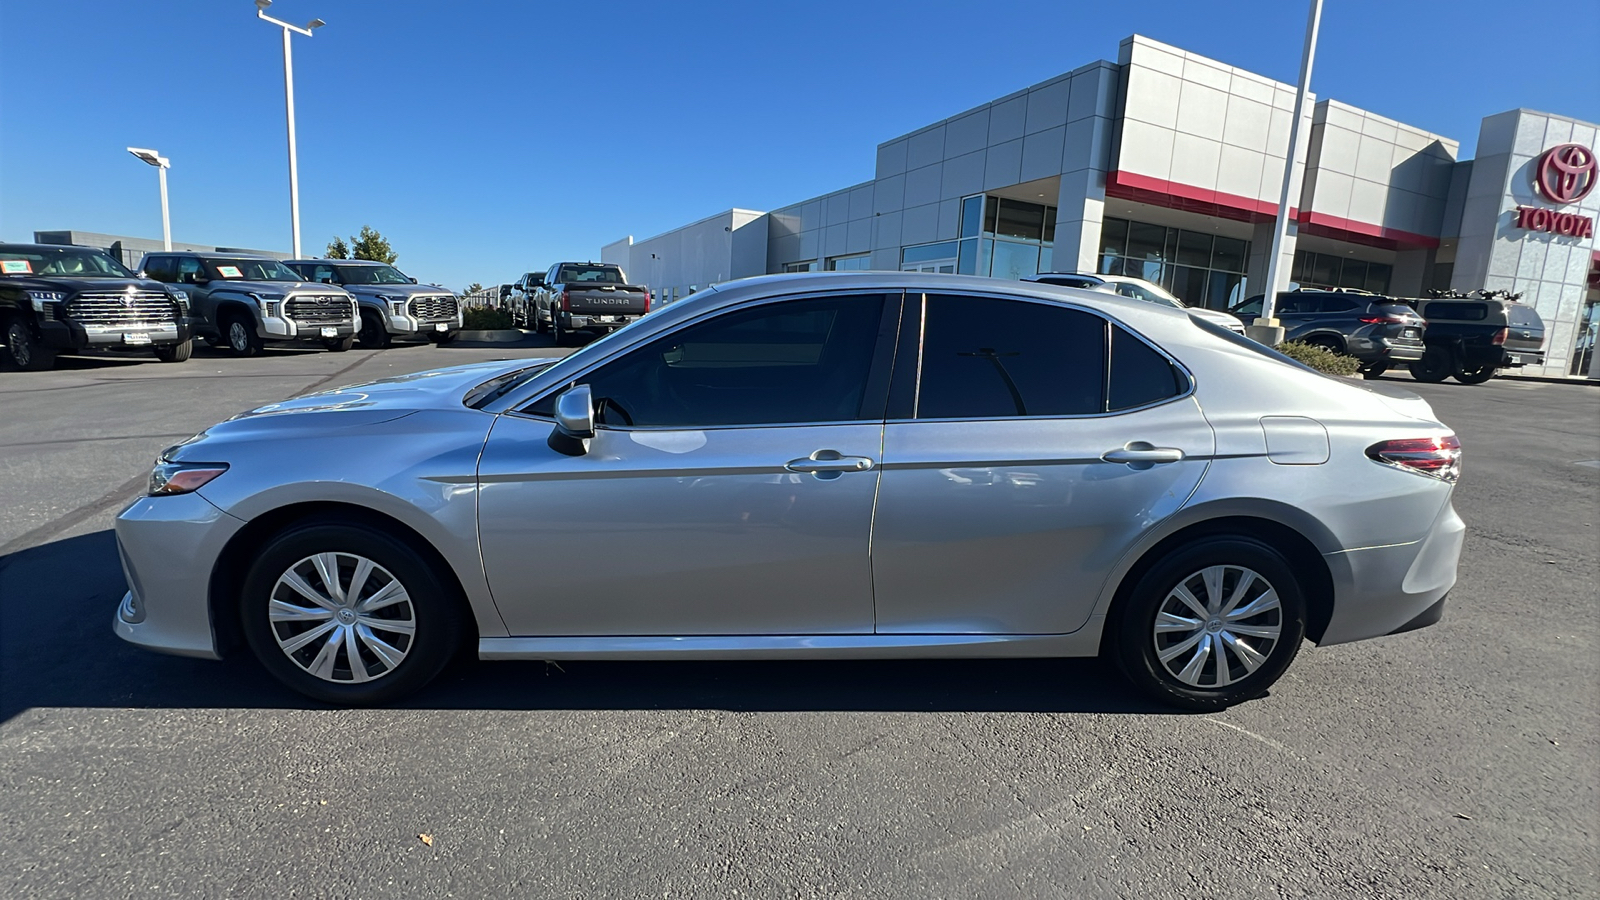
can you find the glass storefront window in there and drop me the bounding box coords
[783,261,818,273]
[1290,250,1393,294]
[1098,217,1252,309]
[957,239,978,275]
[902,242,959,264]
[994,200,1045,240]
[960,196,983,239]
[827,254,871,271]
[1125,222,1167,264]
[1213,236,1247,272]
[990,240,1041,280]
[1100,217,1128,259]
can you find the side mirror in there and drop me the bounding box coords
[548,384,594,456]
[409,276,419,283]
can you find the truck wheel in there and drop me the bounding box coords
[226,315,262,357]
[3,318,57,371]
[155,338,193,363]
[1453,365,1495,385]
[1361,363,1389,380]
[534,310,548,334]
[1408,345,1452,383]
[324,336,355,352]
[358,311,391,349]
[550,315,567,346]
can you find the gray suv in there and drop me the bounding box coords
[287,260,461,349]
[139,252,357,356]
[1231,289,1426,377]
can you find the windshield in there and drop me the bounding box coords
[0,247,135,278]
[211,258,301,281]
[559,264,626,284]
[1105,279,1186,309]
[335,264,412,285]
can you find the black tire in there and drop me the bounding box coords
[225,315,262,357]
[1109,536,1307,711]
[154,338,193,363]
[534,308,548,334]
[203,334,227,348]
[1361,363,1388,380]
[324,336,355,352]
[3,318,57,371]
[1408,345,1453,383]
[1303,334,1344,354]
[550,314,567,346]
[1453,364,1495,385]
[239,519,465,705]
[357,311,391,350]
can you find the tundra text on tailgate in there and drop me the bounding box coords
[532,262,651,345]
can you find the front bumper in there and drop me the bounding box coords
[40,318,190,350]
[260,315,357,342]
[387,313,460,336]
[112,491,245,660]
[1318,499,1465,645]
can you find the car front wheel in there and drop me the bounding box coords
[1110,537,1306,710]
[1409,345,1452,383]
[239,520,464,704]
[3,318,56,370]
[1453,364,1495,384]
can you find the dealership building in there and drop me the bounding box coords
[601,35,1599,379]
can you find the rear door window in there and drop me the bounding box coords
[911,295,1106,418]
[1508,305,1544,330]
[142,256,177,282]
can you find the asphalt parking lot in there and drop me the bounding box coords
[1,345,1596,898]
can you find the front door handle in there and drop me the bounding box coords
[785,450,875,474]
[1102,442,1185,466]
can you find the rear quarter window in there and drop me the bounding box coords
[1508,305,1543,329]
[1109,325,1186,410]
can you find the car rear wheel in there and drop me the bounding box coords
[240,520,464,705]
[226,316,262,357]
[1408,345,1453,383]
[551,314,568,346]
[323,336,355,352]
[1453,364,1495,385]
[1361,363,1389,379]
[1110,537,1306,710]
[154,338,193,363]
[3,318,57,371]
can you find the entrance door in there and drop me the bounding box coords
[477,292,900,637]
[870,292,1214,635]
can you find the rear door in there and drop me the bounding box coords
[870,292,1214,636]
[1505,304,1545,355]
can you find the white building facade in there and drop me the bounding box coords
[605,35,1599,378]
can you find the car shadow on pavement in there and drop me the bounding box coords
[0,530,1177,721]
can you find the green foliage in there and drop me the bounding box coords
[1277,341,1361,376]
[462,307,514,330]
[349,226,397,264]
[463,282,484,297]
[325,236,349,259]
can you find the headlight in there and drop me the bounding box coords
[148,461,229,497]
[169,289,190,309]
[247,291,284,309]
[27,290,66,311]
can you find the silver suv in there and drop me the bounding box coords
[287,259,461,348]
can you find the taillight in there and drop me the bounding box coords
[644,290,651,312]
[1358,315,1406,325]
[1492,327,1508,345]
[560,290,570,312]
[1366,435,1461,483]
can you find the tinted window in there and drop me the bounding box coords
[142,256,178,282]
[1109,325,1184,410]
[543,294,887,428]
[1321,297,1359,312]
[1508,305,1543,330]
[557,264,625,284]
[176,257,205,284]
[915,295,1105,418]
[1425,301,1488,321]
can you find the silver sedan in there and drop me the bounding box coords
[114,272,1465,709]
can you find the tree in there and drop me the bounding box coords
[325,236,349,259]
[463,282,484,297]
[349,225,397,264]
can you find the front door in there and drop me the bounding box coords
[477,292,901,637]
[870,292,1214,635]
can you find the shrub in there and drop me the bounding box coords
[461,307,514,330]
[1276,340,1362,377]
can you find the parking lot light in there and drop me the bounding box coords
[126,147,172,251]
[254,0,325,259]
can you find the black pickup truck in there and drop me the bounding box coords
[531,262,651,345]
[1,243,191,370]
[1404,293,1545,384]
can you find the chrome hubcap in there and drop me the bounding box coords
[10,325,30,365]
[1152,565,1282,689]
[269,552,415,684]
[230,322,249,350]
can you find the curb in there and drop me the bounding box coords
[455,329,525,343]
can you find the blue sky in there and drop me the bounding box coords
[2,0,1596,292]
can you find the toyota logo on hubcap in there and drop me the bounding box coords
[1535,144,1596,205]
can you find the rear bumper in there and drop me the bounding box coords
[558,312,642,332]
[1348,334,1424,364]
[1319,500,1465,645]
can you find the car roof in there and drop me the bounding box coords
[285,258,385,265]
[1,242,105,252]
[704,271,1168,317]
[144,250,281,260]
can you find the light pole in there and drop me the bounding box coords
[1251,0,1324,347]
[254,0,324,258]
[126,147,171,250]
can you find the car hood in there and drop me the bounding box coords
[210,280,353,297]
[2,276,170,294]
[341,283,453,299]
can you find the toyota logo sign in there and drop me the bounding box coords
[1535,144,1596,205]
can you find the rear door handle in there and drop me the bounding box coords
[785,450,875,474]
[1102,442,1185,466]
